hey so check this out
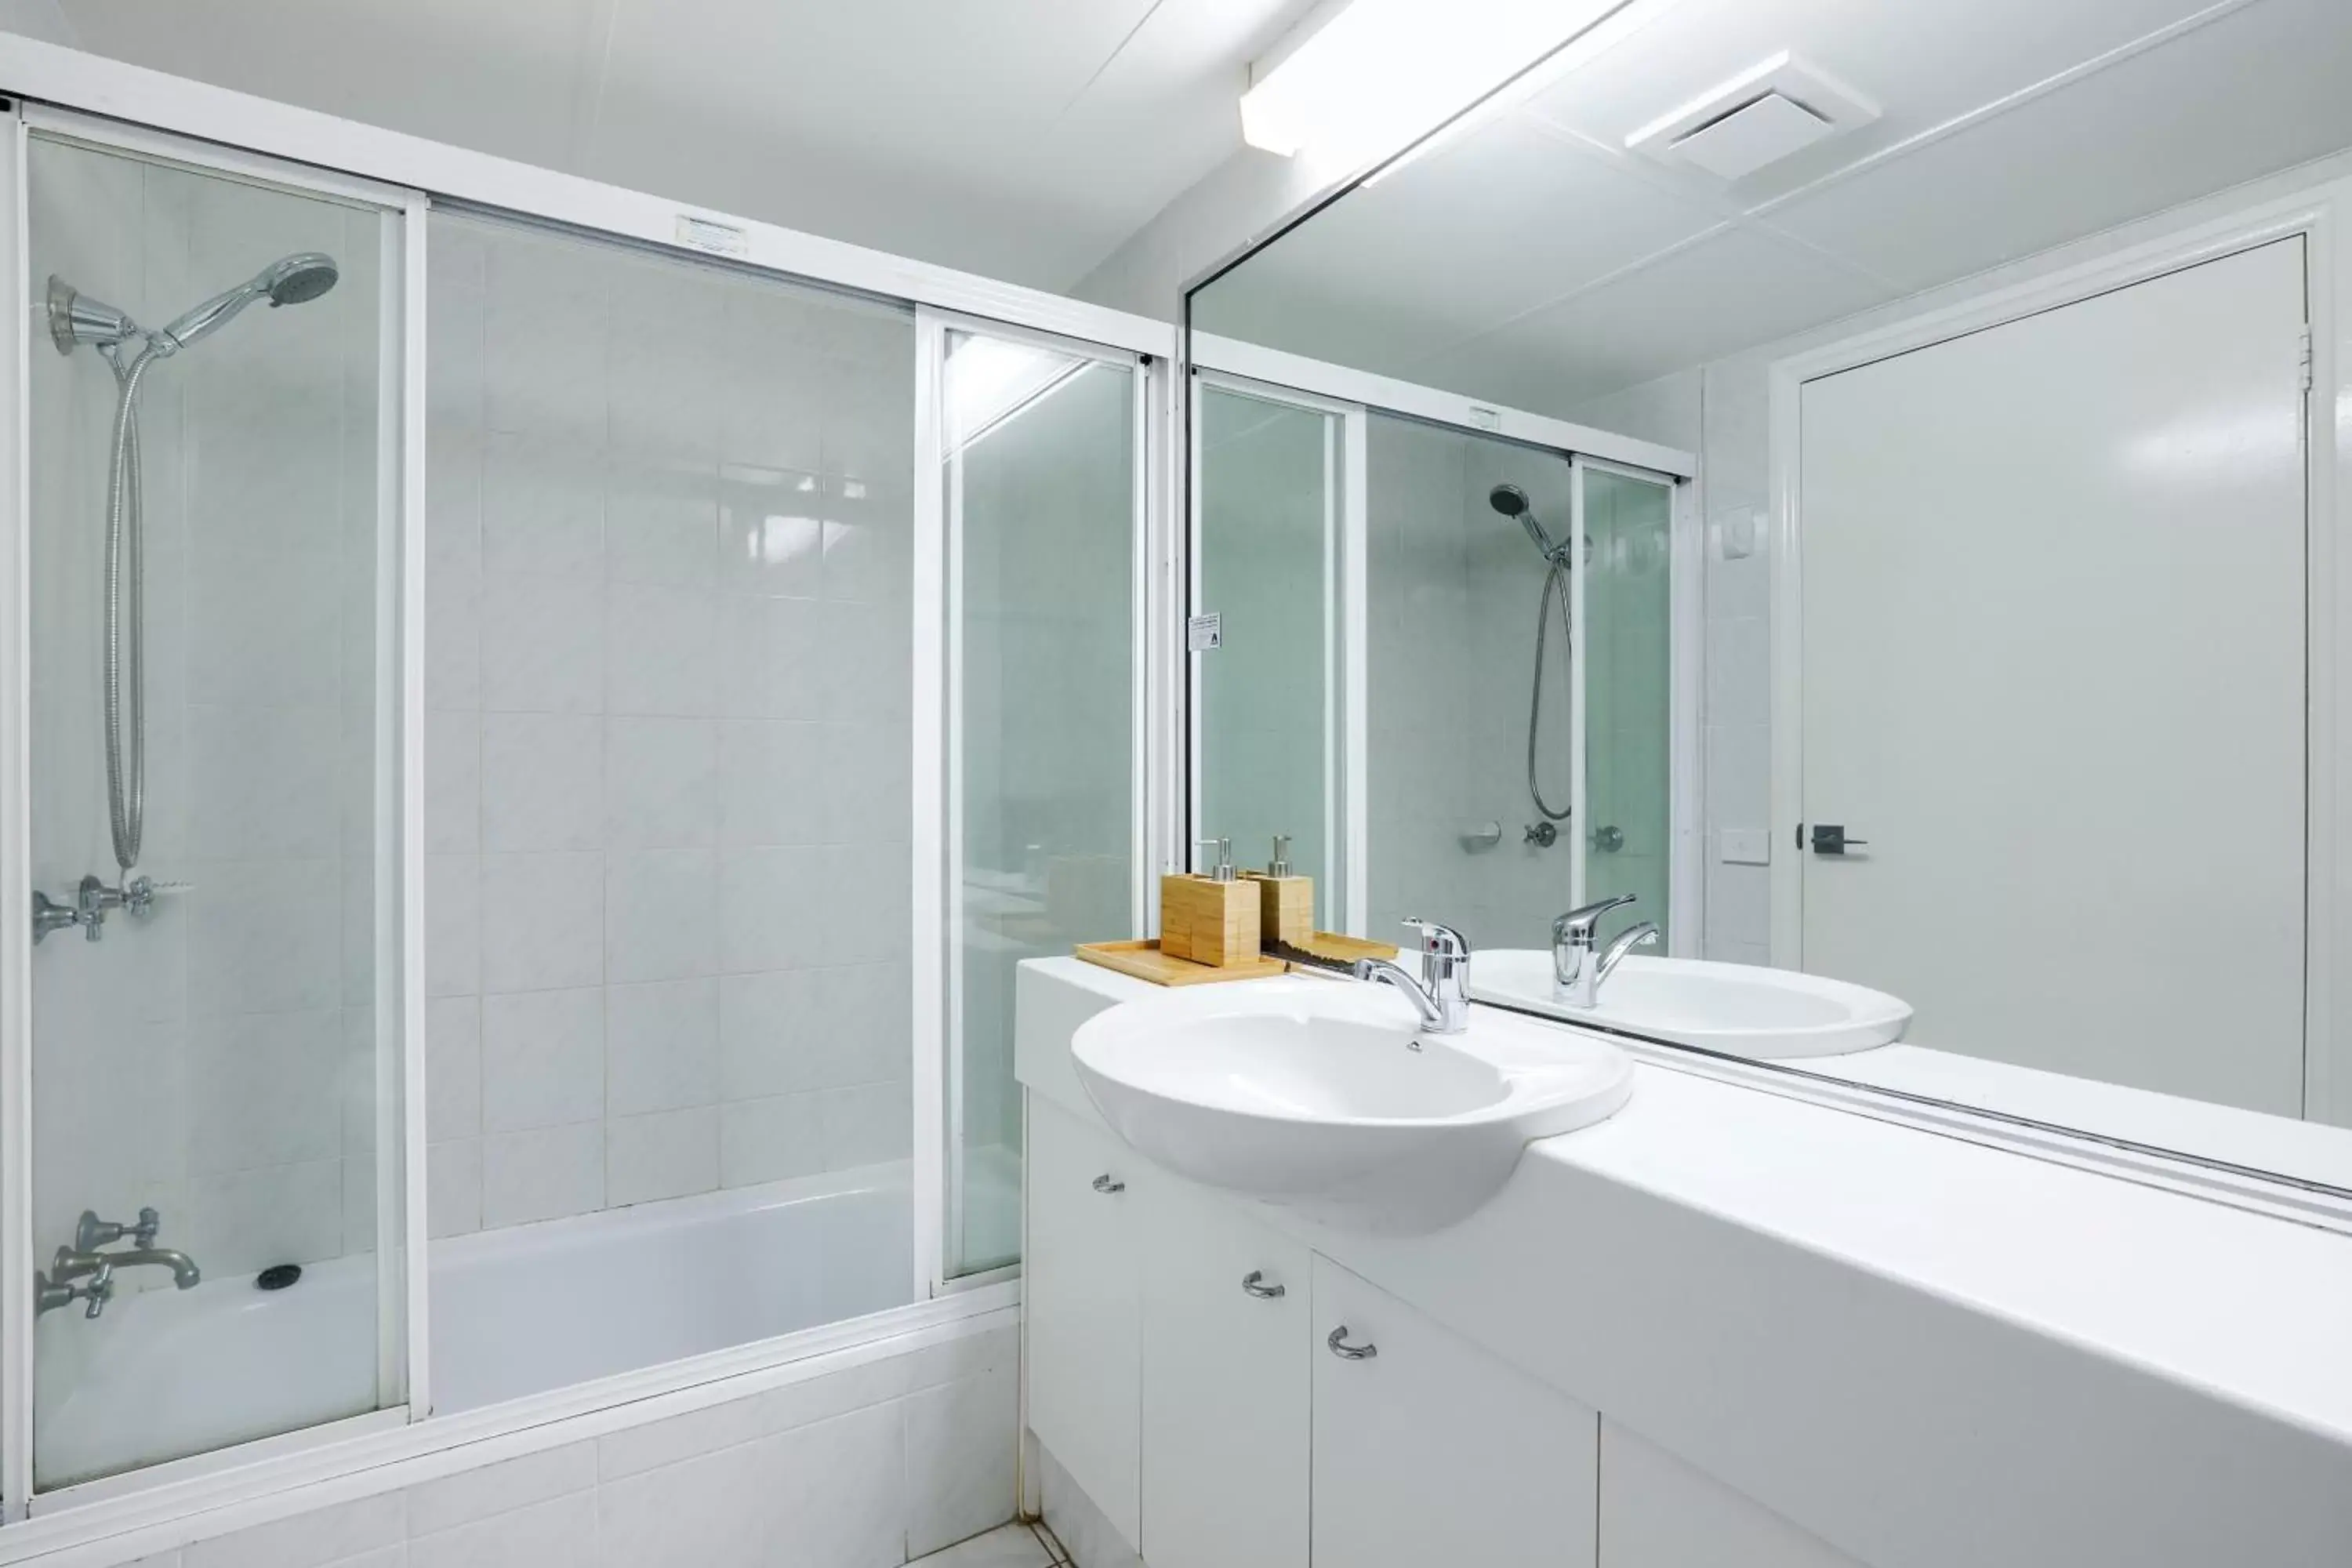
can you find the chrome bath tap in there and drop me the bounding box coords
[1552,895,1660,1009]
[1354,919,1472,1035]
[34,1207,200,1319]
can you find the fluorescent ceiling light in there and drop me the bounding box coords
[1240,0,1642,168]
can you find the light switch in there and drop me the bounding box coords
[1719,827,1770,866]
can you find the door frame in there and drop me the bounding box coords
[1766,194,2339,1123]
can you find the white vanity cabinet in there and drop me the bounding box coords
[1137,1173,1313,1568]
[1311,1256,1599,1568]
[1597,1420,1865,1568]
[1027,1094,1145,1548]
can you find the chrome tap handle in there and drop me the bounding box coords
[1399,918,1469,960]
[81,1261,113,1319]
[75,1207,160,1252]
[1552,894,1637,947]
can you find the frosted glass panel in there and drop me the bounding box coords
[24,132,404,1486]
[1197,385,1334,914]
[946,330,1136,1278]
[422,212,917,1408]
[1580,467,1673,946]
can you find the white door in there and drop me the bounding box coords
[1139,1174,1312,1568]
[1795,238,2307,1114]
[1310,1257,1598,1568]
[1025,1096,1143,1548]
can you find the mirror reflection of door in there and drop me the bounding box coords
[1793,238,2309,1115]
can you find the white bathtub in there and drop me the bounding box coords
[33,1163,913,1491]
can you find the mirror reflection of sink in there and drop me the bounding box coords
[1471,952,1910,1060]
[1071,977,1632,1236]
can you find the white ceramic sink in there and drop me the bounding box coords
[1070,976,1632,1235]
[1471,951,1910,1059]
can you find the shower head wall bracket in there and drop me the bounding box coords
[46,274,142,355]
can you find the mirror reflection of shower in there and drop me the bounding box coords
[32,253,339,943]
[1490,481,1577,840]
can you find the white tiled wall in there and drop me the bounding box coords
[423,214,916,1240]
[24,137,390,1283]
[93,1322,1018,1568]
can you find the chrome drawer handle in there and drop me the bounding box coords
[1327,1326,1377,1360]
[1091,1174,1125,1195]
[1241,1270,1286,1299]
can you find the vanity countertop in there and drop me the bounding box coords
[1017,955,2352,1568]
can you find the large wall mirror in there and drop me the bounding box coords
[1183,0,2352,1207]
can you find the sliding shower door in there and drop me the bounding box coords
[1192,379,1352,924]
[938,321,1141,1281]
[20,128,412,1488]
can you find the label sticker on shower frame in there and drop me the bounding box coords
[1187,612,1222,652]
[675,214,750,257]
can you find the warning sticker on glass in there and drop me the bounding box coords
[1186,612,1222,652]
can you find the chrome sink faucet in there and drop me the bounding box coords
[1552,895,1660,1009]
[1354,919,1472,1034]
[34,1207,201,1319]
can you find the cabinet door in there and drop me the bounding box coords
[1311,1257,1598,1568]
[1599,1420,1866,1568]
[1026,1094,1143,1548]
[1140,1176,1312,1568]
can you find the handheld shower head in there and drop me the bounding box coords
[157,252,338,353]
[1489,482,1570,564]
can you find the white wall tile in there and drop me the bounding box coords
[719,968,820,1101]
[608,579,719,718]
[817,1080,913,1171]
[185,1009,345,1173]
[481,987,604,1132]
[482,434,604,581]
[607,1106,719,1206]
[718,720,825,847]
[186,704,340,860]
[183,1159,346,1276]
[820,477,911,605]
[720,466,825,600]
[426,564,482,713]
[906,1357,1021,1557]
[481,1123,605,1227]
[717,847,829,972]
[720,1093,825,1188]
[407,1490,598,1568]
[184,858,341,1018]
[605,716,717,848]
[427,996,482,1142]
[186,547,341,710]
[404,1439,597,1538]
[605,848,720,984]
[481,713,604,853]
[606,977,719,1114]
[184,1491,406,1568]
[598,1402,905,1568]
[426,855,482,998]
[607,462,720,587]
[427,1134,482,1239]
[425,710,481,855]
[479,853,604,993]
[716,593,820,720]
[481,573,604,716]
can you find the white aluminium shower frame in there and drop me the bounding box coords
[1184,332,1702,956]
[0,32,1174,1559]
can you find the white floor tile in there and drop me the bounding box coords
[911,1523,1055,1568]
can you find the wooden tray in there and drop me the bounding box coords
[1075,938,1287,986]
[1288,931,1399,966]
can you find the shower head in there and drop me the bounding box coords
[156,252,339,354]
[46,275,143,354]
[1489,481,1570,565]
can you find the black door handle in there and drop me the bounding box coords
[1809,824,1867,855]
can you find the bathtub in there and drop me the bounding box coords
[33,1163,914,1491]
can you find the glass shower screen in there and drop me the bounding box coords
[22,130,409,1487]
[941,325,1139,1279]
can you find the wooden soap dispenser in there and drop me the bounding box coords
[1243,834,1315,951]
[1160,837,1263,968]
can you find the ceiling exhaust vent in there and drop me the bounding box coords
[1626,53,1878,182]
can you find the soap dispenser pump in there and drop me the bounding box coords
[1160,835,1260,966]
[1244,832,1315,948]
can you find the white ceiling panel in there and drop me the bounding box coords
[1196,115,1725,372]
[1765,0,2352,292]
[57,0,596,174]
[42,0,1306,289]
[1521,0,2234,210]
[1411,223,1896,416]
